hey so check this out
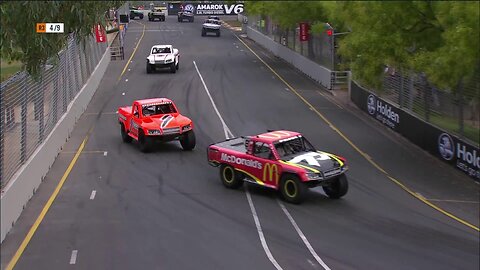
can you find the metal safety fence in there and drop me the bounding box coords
[247,15,335,70]
[0,34,107,190]
[379,68,479,144]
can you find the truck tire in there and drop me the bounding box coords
[146,63,153,74]
[280,174,307,204]
[323,174,348,199]
[180,130,196,150]
[170,63,176,73]
[120,123,132,143]
[220,164,243,189]
[176,61,179,70]
[138,130,151,153]
[216,31,220,37]
[190,17,194,22]
[140,14,144,20]
[201,29,206,36]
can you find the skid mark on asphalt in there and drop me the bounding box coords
[233,34,480,233]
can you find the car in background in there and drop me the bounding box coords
[148,7,166,21]
[178,10,194,22]
[202,19,221,37]
[146,45,180,73]
[130,8,144,20]
[118,98,196,152]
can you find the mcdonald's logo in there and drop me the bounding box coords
[263,163,279,184]
[259,131,292,139]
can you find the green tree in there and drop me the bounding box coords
[0,1,123,77]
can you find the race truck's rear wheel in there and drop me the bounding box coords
[120,123,132,143]
[323,174,348,199]
[138,130,151,153]
[220,164,243,189]
[180,130,195,150]
[280,174,307,204]
[170,63,176,73]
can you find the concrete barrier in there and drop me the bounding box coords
[0,47,111,243]
[246,26,332,90]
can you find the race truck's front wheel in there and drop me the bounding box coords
[201,29,206,36]
[216,31,220,37]
[146,63,153,74]
[180,130,195,150]
[280,174,307,204]
[220,164,243,189]
[170,63,176,73]
[120,123,132,143]
[138,130,151,153]
[323,174,348,199]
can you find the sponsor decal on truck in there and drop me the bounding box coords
[221,153,262,169]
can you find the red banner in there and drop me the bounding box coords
[299,22,309,42]
[95,24,106,43]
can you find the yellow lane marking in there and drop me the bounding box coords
[235,35,480,232]
[6,137,88,270]
[60,150,107,154]
[426,199,480,204]
[118,20,146,81]
[6,21,148,270]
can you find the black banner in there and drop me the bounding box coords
[351,81,480,181]
[167,2,244,16]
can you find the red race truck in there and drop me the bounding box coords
[207,130,348,203]
[118,98,195,152]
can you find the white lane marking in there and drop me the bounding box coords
[128,68,131,71]
[89,190,96,200]
[125,79,129,82]
[193,60,234,139]
[247,189,283,270]
[197,65,282,269]
[69,250,78,264]
[278,200,331,270]
[103,151,108,156]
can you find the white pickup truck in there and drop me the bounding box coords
[146,45,180,73]
[202,19,221,37]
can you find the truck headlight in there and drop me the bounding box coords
[165,58,173,63]
[149,59,155,64]
[306,172,323,180]
[182,124,191,131]
[147,130,161,135]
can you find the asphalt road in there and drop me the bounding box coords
[1,16,479,270]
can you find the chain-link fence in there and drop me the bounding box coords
[379,68,479,144]
[247,15,335,70]
[0,34,108,190]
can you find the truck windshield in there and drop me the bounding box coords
[142,104,177,116]
[274,136,315,158]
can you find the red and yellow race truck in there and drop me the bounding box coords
[207,130,348,203]
[118,98,195,152]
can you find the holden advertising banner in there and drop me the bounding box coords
[351,81,479,181]
[168,2,244,16]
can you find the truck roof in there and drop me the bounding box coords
[136,98,173,106]
[254,130,302,144]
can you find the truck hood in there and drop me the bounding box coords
[203,23,220,29]
[142,114,191,130]
[148,54,173,61]
[284,151,344,172]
